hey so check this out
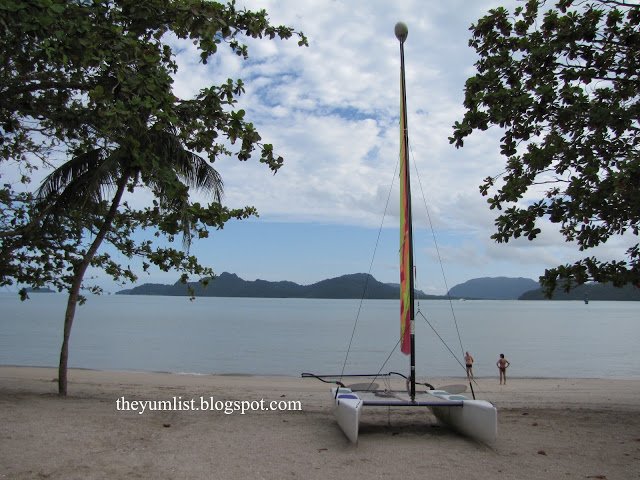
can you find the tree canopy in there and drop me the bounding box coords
[451,0,639,295]
[0,0,307,295]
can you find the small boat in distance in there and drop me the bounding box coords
[302,22,497,445]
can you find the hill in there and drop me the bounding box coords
[519,282,640,301]
[116,272,443,299]
[447,277,540,300]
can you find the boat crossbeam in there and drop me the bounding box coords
[362,400,463,407]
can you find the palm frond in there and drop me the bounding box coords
[36,148,126,218]
[36,148,103,200]
[147,129,224,202]
[178,154,223,202]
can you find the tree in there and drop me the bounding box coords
[0,0,307,395]
[450,0,639,295]
[36,127,227,395]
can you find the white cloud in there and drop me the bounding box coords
[197,0,513,230]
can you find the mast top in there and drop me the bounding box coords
[395,22,408,43]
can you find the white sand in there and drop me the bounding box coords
[1,366,638,479]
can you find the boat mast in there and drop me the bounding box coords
[395,22,416,402]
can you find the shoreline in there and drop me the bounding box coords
[3,363,639,381]
[2,366,639,479]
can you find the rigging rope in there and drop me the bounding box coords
[416,309,468,374]
[417,308,479,395]
[365,337,401,392]
[409,144,466,360]
[339,158,400,382]
[409,143,477,397]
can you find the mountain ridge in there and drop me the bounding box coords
[116,272,445,299]
[447,276,540,300]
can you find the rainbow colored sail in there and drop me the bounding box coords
[399,59,412,356]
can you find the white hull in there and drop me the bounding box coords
[427,390,497,445]
[332,388,363,443]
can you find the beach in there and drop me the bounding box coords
[1,366,638,479]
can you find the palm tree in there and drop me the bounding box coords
[36,127,223,395]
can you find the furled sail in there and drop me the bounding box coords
[397,22,413,356]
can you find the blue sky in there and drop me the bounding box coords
[9,0,633,295]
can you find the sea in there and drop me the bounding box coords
[0,293,638,379]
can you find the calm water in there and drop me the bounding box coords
[0,293,638,379]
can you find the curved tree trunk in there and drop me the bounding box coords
[58,174,130,396]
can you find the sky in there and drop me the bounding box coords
[9,0,634,295]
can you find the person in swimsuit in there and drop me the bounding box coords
[464,351,474,380]
[497,353,510,385]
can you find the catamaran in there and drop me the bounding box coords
[302,22,497,445]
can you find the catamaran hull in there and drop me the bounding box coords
[329,387,496,445]
[427,391,497,445]
[332,388,363,443]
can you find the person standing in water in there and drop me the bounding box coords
[497,353,510,385]
[464,351,474,380]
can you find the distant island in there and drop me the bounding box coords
[117,273,536,300]
[520,282,640,301]
[115,273,640,301]
[450,276,640,301]
[116,272,447,299]
[447,277,539,300]
[22,287,55,293]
